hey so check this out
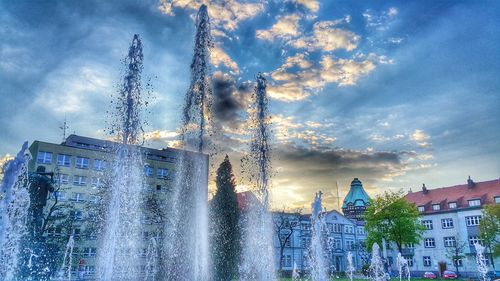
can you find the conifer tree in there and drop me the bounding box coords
[210,155,240,281]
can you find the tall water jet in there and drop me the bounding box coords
[309,191,327,281]
[164,4,211,280]
[474,243,489,281]
[240,73,276,281]
[369,243,388,281]
[396,252,410,281]
[57,235,75,280]
[292,262,300,281]
[0,142,31,280]
[346,251,355,281]
[97,34,146,281]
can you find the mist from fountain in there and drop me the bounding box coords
[369,243,388,281]
[144,237,158,281]
[163,4,211,281]
[0,142,32,281]
[396,252,410,281]
[474,243,489,281]
[308,191,327,281]
[57,235,75,281]
[97,34,146,281]
[239,73,276,281]
[346,251,355,281]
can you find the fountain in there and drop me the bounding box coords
[97,34,146,281]
[0,142,31,281]
[369,243,388,281]
[474,243,490,281]
[346,251,355,281]
[57,235,75,280]
[239,73,276,281]
[292,262,300,281]
[308,191,328,281]
[396,252,410,281]
[144,237,158,281]
[163,4,211,281]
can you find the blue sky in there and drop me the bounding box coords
[1,0,499,210]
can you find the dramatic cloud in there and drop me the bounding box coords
[293,0,320,13]
[211,45,240,74]
[288,18,359,52]
[256,14,302,41]
[158,0,265,31]
[268,54,377,101]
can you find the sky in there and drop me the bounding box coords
[1,0,499,211]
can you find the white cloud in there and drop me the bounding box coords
[293,0,320,13]
[363,7,399,30]
[411,129,432,148]
[210,45,240,74]
[158,0,265,31]
[289,18,360,52]
[256,14,302,41]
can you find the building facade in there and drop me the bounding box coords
[396,178,500,276]
[28,134,208,280]
[272,178,371,274]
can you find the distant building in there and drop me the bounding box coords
[28,134,208,280]
[342,178,370,221]
[396,178,500,276]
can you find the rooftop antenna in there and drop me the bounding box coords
[59,116,69,142]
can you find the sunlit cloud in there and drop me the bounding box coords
[211,45,240,75]
[411,129,431,148]
[256,13,302,41]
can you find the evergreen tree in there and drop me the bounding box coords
[210,155,240,281]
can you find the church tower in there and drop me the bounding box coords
[342,178,370,221]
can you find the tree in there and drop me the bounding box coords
[273,209,301,273]
[445,236,467,276]
[480,203,500,271]
[210,156,240,281]
[364,190,426,253]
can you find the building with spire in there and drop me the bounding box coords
[342,178,370,221]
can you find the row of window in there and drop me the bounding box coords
[300,222,362,235]
[423,236,483,248]
[422,216,481,230]
[418,199,486,212]
[38,151,171,179]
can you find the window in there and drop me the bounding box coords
[282,255,292,267]
[344,225,353,234]
[453,258,463,267]
[346,240,355,250]
[301,223,310,230]
[71,193,85,202]
[404,243,415,249]
[156,185,162,191]
[331,223,342,233]
[441,218,454,229]
[301,237,310,248]
[495,197,500,204]
[357,227,365,235]
[37,151,52,164]
[57,154,71,166]
[84,266,96,275]
[93,159,107,171]
[448,202,457,209]
[469,236,482,246]
[444,237,456,247]
[334,239,342,250]
[432,204,441,211]
[144,165,153,177]
[47,226,62,237]
[72,228,81,238]
[56,174,69,184]
[83,248,97,257]
[468,199,481,207]
[73,175,87,185]
[280,235,291,247]
[91,177,103,187]
[75,157,89,169]
[423,256,431,267]
[404,257,414,267]
[157,168,169,179]
[71,211,83,220]
[424,238,435,248]
[422,220,433,230]
[52,191,65,201]
[466,216,481,226]
[418,206,425,212]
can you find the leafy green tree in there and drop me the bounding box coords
[364,190,426,252]
[210,156,240,281]
[480,203,500,271]
[445,236,466,276]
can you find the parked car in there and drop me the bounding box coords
[443,270,458,279]
[423,272,437,279]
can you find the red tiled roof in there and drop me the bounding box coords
[405,179,500,214]
[236,191,260,211]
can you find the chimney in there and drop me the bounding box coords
[467,176,475,189]
[422,183,428,194]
